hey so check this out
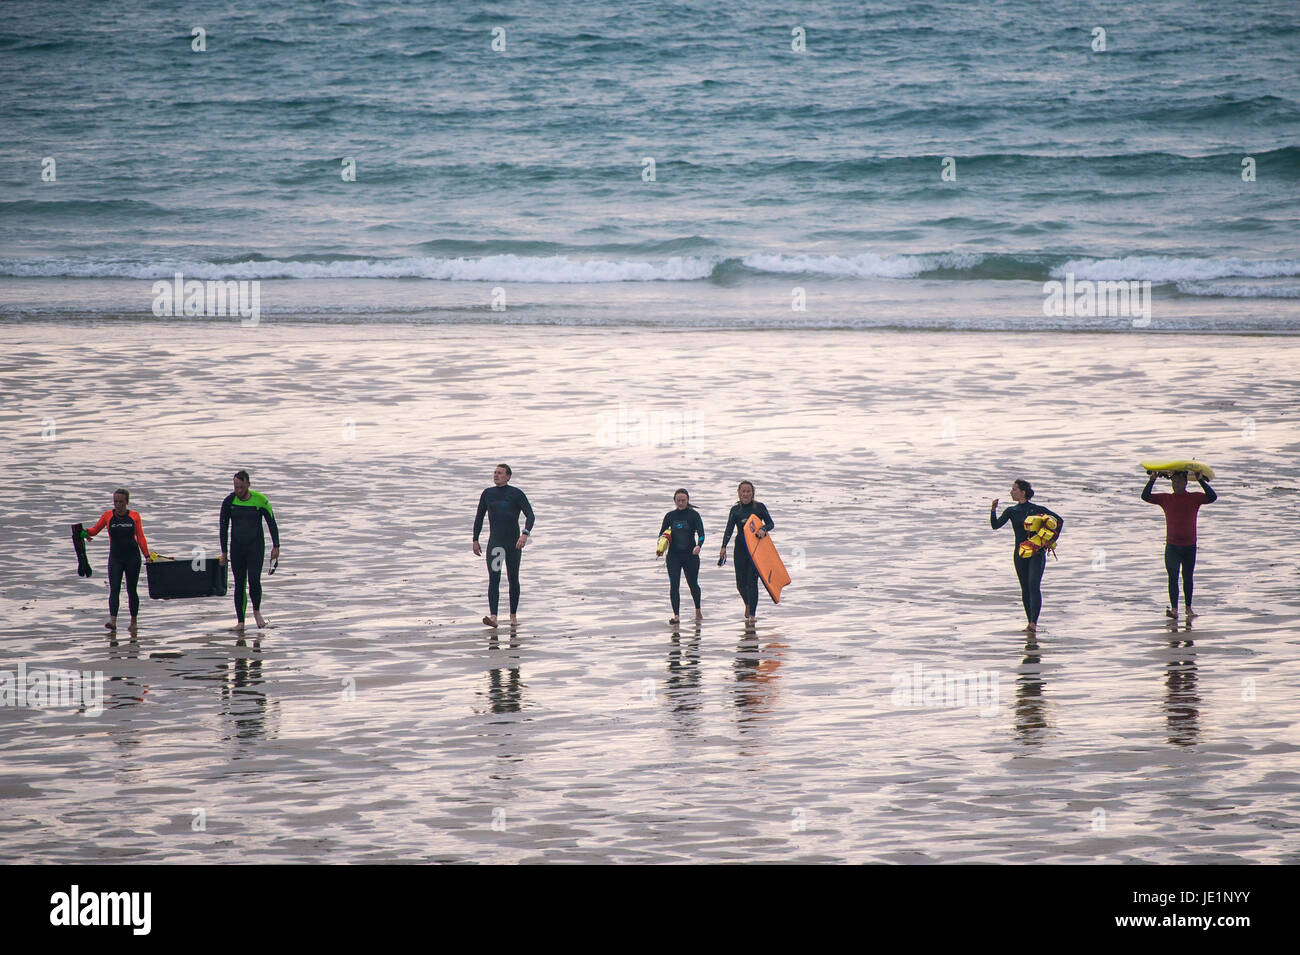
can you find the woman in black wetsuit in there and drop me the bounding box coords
[990,478,1063,634]
[658,488,705,625]
[719,480,774,625]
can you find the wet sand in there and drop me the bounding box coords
[2,321,1299,863]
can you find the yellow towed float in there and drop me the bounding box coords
[656,526,672,556]
[1019,513,1061,559]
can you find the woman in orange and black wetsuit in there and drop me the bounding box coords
[82,487,151,632]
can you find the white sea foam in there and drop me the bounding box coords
[0,255,720,283]
[741,251,983,278]
[1057,256,1300,282]
[1175,281,1300,298]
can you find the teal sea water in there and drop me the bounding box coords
[1,0,1299,328]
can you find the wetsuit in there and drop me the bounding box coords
[991,501,1064,625]
[86,509,150,619]
[721,501,774,613]
[1143,475,1216,610]
[473,484,535,616]
[660,507,706,616]
[220,490,280,624]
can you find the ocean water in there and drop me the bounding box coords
[2,0,1299,329]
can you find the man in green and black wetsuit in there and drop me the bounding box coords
[220,469,280,630]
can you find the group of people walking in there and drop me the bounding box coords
[79,470,279,633]
[989,471,1217,632]
[79,464,1217,635]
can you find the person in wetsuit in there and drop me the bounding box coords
[220,469,280,631]
[990,478,1064,634]
[659,488,706,625]
[83,487,151,633]
[719,480,775,625]
[472,463,535,628]
[1143,469,1217,620]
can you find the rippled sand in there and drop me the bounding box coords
[2,320,1299,863]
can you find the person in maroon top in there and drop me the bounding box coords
[1142,470,1217,620]
[82,487,152,633]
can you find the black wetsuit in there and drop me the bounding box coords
[721,501,774,614]
[991,501,1064,625]
[474,484,535,616]
[661,508,706,616]
[220,490,280,624]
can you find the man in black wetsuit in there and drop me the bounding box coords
[220,469,280,631]
[472,463,535,628]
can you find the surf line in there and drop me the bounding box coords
[152,271,261,326]
[1042,272,1152,325]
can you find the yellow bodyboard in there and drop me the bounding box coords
[1140,460,1214,481]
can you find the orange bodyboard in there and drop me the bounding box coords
[742,513,791,604]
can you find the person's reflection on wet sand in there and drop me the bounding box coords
[1015,636,1049,744]
[665,626,703,737]
[484,630,524,715]
[733,632,784,730]
[1164,636,1200,747]
[220,638,274,745]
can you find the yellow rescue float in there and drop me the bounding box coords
[1019,513,1061,559]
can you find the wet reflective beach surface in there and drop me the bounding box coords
[2,323,1299,862]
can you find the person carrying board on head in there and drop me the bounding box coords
[1142,468,1216,621]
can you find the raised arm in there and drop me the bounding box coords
[1141,474,1157,502]
[1199,477,1217,504]
[990,505,1011,529]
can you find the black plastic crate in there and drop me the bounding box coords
[145,556,229,599]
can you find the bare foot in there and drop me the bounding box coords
[1027,622,1038,633]
[254,611,267,629]
[694,609,703,621]
[668,616,679,625]
[105,617,117,631]
[509,614,518,628]
[1186,608,1197,619]
[483,615,498,628]
[230,621,246,633]
[1166,607,1178,619]
[127,617,138,634]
